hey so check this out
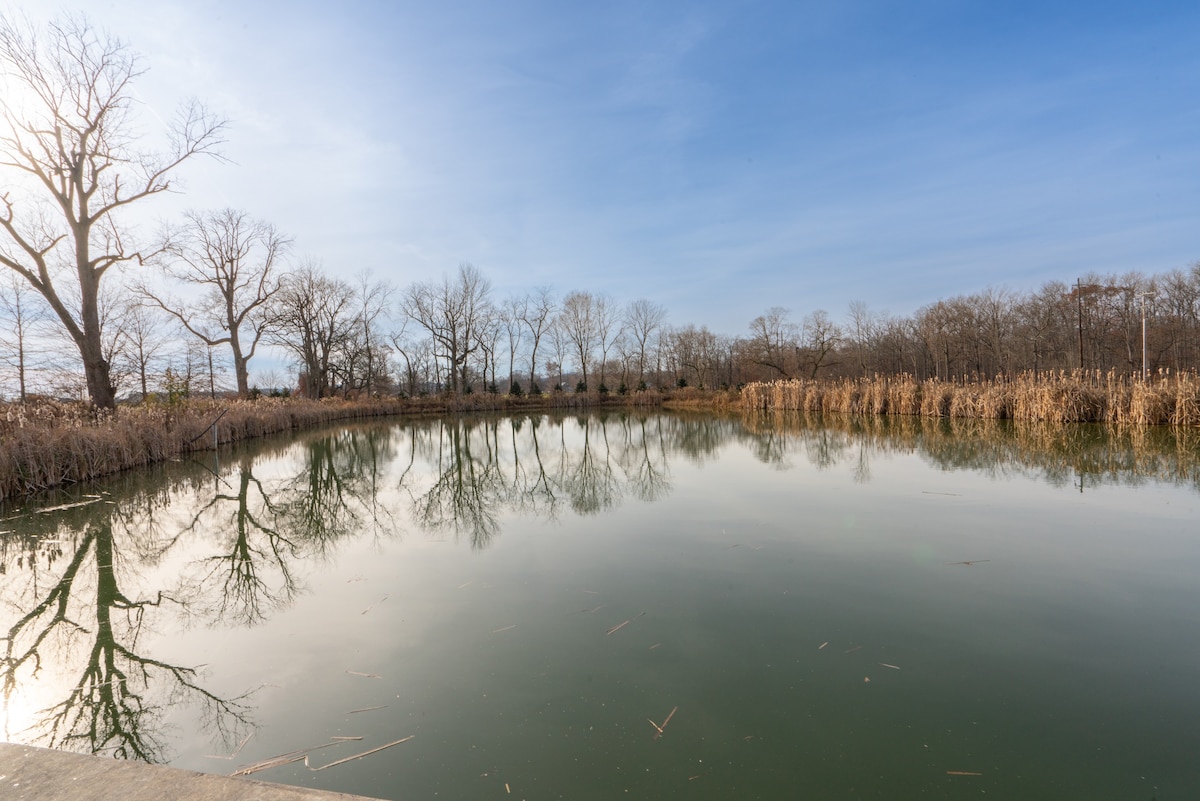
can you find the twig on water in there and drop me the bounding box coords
[818,642,828,650]
[946,770,982,776]
[606,620,630,635]
[232,742,340,776]
[878,663,901,670]
[310,736,415,772]
[492,624,517,633]
[844,645,862,654]
[945,560,991,566]
[650,705,679,741]
[347,705,388,714]
[346,670,382,678]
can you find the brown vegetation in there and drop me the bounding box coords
[740,370,1200,426]
[0,391,670,502]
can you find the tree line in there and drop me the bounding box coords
[3,14,1198,409]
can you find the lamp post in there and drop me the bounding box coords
[1137,291,1155,381]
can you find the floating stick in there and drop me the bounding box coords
[945,560,991,566]
[946,770,982,776]
[347,705,388,714]
[818,642,828,650]
[232,742,339,776]
[346,670,382,678]
[606,620,630,635]
[34,498,103,513]
[311,736,415,771]
[331,736,364,741]
[651,705,678,739]
[844,645,862,654]
[492,624,517,633]
[879,663,901,670]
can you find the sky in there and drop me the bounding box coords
[8,0,1200,336]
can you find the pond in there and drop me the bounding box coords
[1,411,1198,800]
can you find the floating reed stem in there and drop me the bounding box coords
[310,736,415,772]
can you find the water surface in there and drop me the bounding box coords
[2,412,1197,799]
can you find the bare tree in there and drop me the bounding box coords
[0,270,45,400]
[401,263,493,393]
[347,272,394,396]
[269,262,355,398]
[747,307,798,379]
[119,302,169,400]
[0,14,225,408]
[521,286,555,393]
[140,209,288,398]
[799,310,841,378]
[623,299,666,387]
[594,294,623,391]
[500,293,526,393]
[558,290,597,390]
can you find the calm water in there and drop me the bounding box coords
[2,412,1199,800]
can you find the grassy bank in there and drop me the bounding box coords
[741,371,1200,426]
[0,391,670,502]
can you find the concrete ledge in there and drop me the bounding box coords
[0,743,387,801]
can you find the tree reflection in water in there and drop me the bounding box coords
[3,410,1199,765]
[1,505,251,761]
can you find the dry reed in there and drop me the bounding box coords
[0,389,681,503]
[741,370,1200,427]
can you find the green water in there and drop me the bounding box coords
[2,412,1198,799]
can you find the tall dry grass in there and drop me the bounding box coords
[0,397,406,502]
[741,370,1200,426]
[0,390,678,502]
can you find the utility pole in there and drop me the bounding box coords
[1138,291,1155,381]
[1076,279,1084,370]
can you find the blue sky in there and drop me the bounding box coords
[18,0,1200,334]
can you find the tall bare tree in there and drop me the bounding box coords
[0,270,44,400]
[594,294,623,391]
[558,290,598,390]
[0,14,225,408]
[500,293,526,393]
[118,301,169,401]
[747,307,798,379]
[141,209,288,398]
[269,262,355,399]
[521,285,555,393]
[623,298,666,386]
[401,263,492,393]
